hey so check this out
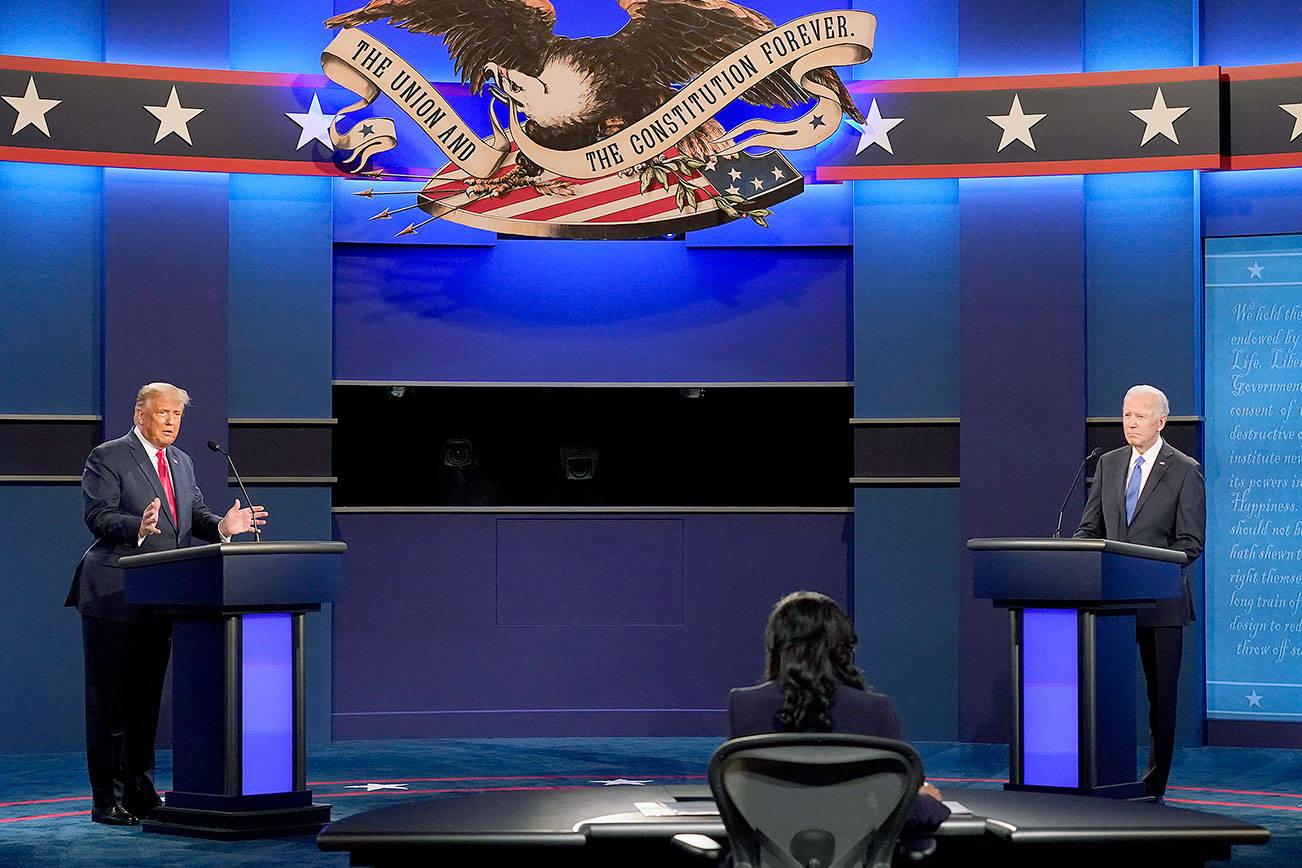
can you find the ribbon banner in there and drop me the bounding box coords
[321,11,875,181]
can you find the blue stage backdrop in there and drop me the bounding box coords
[1204,234,1302,723]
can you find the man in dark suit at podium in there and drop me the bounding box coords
[66,382,266,826]
[1074,384,1205,801]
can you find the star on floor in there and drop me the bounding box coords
[1130,87,1189,146]
[344,783,410,791]
[987,93,1046,152]
[1248,261,1264,279]
[770,166,785,180]
[144,86,204,145]
[591,779,653,786]
[750,177,765,191]
[1281,101,1302,142]
[728,167,742,181]
[853,98,904,155]
[3,76,61,137]
[1246,690,1263,708]
[285,93,334,150]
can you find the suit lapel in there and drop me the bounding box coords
[1131,442,1173,522]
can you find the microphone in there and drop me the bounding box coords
[1053,447,1102,538]
[208,440,261,542]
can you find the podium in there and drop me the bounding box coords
[968,538,1185,798]
[119,541,345,839]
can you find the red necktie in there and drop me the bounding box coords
[156,449,177,523]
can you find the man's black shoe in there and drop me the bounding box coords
[91,803,139,826]
[123,791,162,819]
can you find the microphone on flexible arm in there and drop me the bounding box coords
[1053,447,1103,538]
[208,440,261,542]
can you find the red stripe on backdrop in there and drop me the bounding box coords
[848,65,1221,94]
[0,53,331,88]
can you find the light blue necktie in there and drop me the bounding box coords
[1125,455,1144,524]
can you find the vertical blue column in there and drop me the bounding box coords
[958,175,1087,741]
[241,613,294,795]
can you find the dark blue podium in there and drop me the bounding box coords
[120,541,345,839]
[968,538,1185,798]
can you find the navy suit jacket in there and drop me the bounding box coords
[1074,440,1206,627]
[67,431,224,622]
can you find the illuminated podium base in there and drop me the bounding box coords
[120,542,344,839]
[969,538,1185,798]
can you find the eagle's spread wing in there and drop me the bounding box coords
[326,0,559,93]
[612,0,864,122]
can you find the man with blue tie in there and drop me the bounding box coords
[67,383,267,826]
[1075,384,1206,801]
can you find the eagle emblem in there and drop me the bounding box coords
[322,0,875,238]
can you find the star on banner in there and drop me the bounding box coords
[3,76,61,137]
[987,94,1046,152]
[344,783,410,791]
[144,86,204,145]
[1130,87,1189,146]
[1246,690,1263,708]
[591,779,653,786]
[1248,261,1264,279]
[1281,101,1302,142]
[853,98,904,155]
[285,94,334,150]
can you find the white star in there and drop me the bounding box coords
[3,76,61,137]
[591,779,653,786]
[1129,87,1189,146]
[853,98,904,155]
[1248,261,1264,279]
[728,167,742,181]
[1246,690,1263,708]
[750,177,765,191]
[285,94,334,150]
[144,86,204,145]
[725,185,740,196]
[704,158,717,171]
[344,783,409,791]
[987,94,1046,152]
[770,166,785,180]
[1281,102,1302,142]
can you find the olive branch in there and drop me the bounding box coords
[634,155,773,228]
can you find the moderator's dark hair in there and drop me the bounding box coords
[764,591,866,732]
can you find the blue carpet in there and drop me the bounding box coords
[1,740,1297,867]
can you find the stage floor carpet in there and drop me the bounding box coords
[1,738,1298,867]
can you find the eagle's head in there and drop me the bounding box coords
[484,54,604,131]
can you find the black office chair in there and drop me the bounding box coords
[681,733,925,868]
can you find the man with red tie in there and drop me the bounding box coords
[67,383,267,826]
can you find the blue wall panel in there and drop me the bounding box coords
[1083,0,1196,71]
[0,162,101,414]
[1203,168,1302,240]
[854,0,957,80]
[0,0,102,60]
[855,487,961,739]
[852,178,960,418]
[0,486,92,751]
[334,243,851,383]
[1085,172,1200,416]
[229,174,333,419]
[958,0,1082,76]
[331,512,850,737]
[1201,0,1302,67]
